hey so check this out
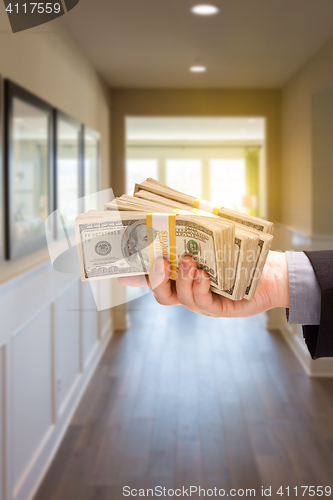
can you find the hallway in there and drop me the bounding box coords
[34,293,333,500]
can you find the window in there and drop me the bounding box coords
[126,117,265,217]
[210,159,246,212]
[84,127,100,210]
[166,159,202,198]
[126,159,158,195]
[56,113,81,234]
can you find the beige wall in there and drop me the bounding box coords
[0,17,111,190]
[281,35,333,235]
[110,89,281,222]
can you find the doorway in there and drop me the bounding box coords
[125,117,266,218]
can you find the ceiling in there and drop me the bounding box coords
[126,117,265,141]
[62,0,333,88]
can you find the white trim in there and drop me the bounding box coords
[266,308,333,378]
[13,425,55,499]
[58,373,82,419]
[10,300,52,341]
[0,257,50,295]
[50,303,56,427]
[83,341,99,371]
[0,344,6,500]
[79,284,84,375]
[9,275,78,340]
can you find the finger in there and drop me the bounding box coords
[150,258,180,306]
[176,257,198,309]
[117,275,149,287]
[192,269,223,316]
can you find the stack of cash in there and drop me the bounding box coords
[131,178,274,300]
[75,178,274,301]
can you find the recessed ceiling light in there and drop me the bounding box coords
[191,4,219,16]
[190,65,207,72]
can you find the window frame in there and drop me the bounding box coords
[82,125,100,198]
[54,109,83,238]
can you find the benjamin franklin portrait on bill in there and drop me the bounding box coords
[121,220,150,272]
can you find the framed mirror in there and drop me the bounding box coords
[4,80,53,260]
[83,125,100,210]
[55,111,83,236]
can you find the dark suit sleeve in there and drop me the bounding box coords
[303,250,333,359]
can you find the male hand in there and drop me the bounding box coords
[117,251,289,318]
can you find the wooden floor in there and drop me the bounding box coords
[34,292,333,500]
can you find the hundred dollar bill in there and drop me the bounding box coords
[75,217,149,280]
[75,211,228,289]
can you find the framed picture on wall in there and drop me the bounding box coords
[4,80,54,260]
[55,110,83,237]
[0,75,3,265]
[83,125,100,210]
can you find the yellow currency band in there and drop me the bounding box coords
[168,214,177,279]
[146,213,177,280]
[146,213,155,275]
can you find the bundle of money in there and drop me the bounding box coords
[75,209,235,292]
[129,178,274,300]
[75,178,274,301]
[134,178,274,233]
[105,196,259,300]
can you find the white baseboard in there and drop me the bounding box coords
[266,309,333,377]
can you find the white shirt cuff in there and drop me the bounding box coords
[286,251,321,325]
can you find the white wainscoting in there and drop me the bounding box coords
[54,282,81,417]
[267,223,333,377]
[0,344,5,500]
[12,306,54,498]
[81,282,99,369]
[0,260,113,500]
